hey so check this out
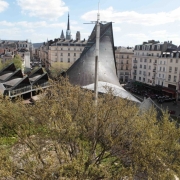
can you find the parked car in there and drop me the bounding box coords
[168,110,176,114]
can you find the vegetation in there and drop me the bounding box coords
[49,62,71,78]
[0,55,22,70]
[0,78,180,179]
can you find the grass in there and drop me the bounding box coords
[0,137,17,146]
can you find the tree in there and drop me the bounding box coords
[0,78,179,179]
[0,55,22,70]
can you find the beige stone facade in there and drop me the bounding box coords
[132,40,177,85]
[38,38,87,70]
[115,47,133,83]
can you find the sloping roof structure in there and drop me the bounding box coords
[28,67,48,85]
[65,22,140,103]
[0,63,49,97]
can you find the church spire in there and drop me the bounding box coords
[60,30,65,39]
[66,13,71,40]
[67,13,70,30]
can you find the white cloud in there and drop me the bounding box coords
[0,20,66,29]
[0,21,14,26]
[17,0,68,20]
[0,0,8,12]
[81,6,180,26]
[113,27,121,32]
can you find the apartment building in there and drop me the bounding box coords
[159,48,180,94]
[132,40,180,97]
[38,14,87,70]
[115,46,133,83]
[132,40,177,84]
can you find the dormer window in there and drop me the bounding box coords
[157,45,160,50]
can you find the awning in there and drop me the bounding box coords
[162,89,175,94]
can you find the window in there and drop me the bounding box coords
[139,77,141,81]
[170,59,173,63]
[68,53,70,56]
[61,53,63,56]
[144,65,146,69]
[176,53,179,58]
[168,75,171,81]
[149,66,151,70]
[160,67,162,71]
[139,71,141,74]
[157,45,160,50]
[140,65,142,68]
[176,59,178,63]
[143,78,145,82]
[140,58,142,62]
[126,66,128,70]
[127,55,129,58]
[74,53,76,57]
[159,74,161,77]
[169,67,172,72]
[61,48,63,50]
[68,58,70,63]
[68,48,70,50]
[122,55,123,58]
[148,72,151,76]
[160,61,162,64]
[61,58,63,62]
[144,59,147,62]
[174,76,177,82]
[175,67,178,73]
[74,48,76,51]
[149,59,151,63]
[163,67,165,72]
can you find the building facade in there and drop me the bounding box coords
[132,40,180,97]
[38,14,87,70]
[132,40,177,84]
[115,46,133,83]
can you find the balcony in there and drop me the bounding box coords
[153,62,157,65]
[152,76,155,79]
[134,60,137,63]
[153,69,156,72]
[133,66,137,69]
[9,82,49,97]
[133,72,137,75]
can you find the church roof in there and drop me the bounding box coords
[65,22,139,103]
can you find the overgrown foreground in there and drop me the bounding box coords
[0,79,180,180]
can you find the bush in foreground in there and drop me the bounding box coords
[0,78,180,179]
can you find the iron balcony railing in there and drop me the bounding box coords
[9,82,49,96]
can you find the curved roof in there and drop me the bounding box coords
[65,22,139,103]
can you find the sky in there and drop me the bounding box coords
[1,0,180,46]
